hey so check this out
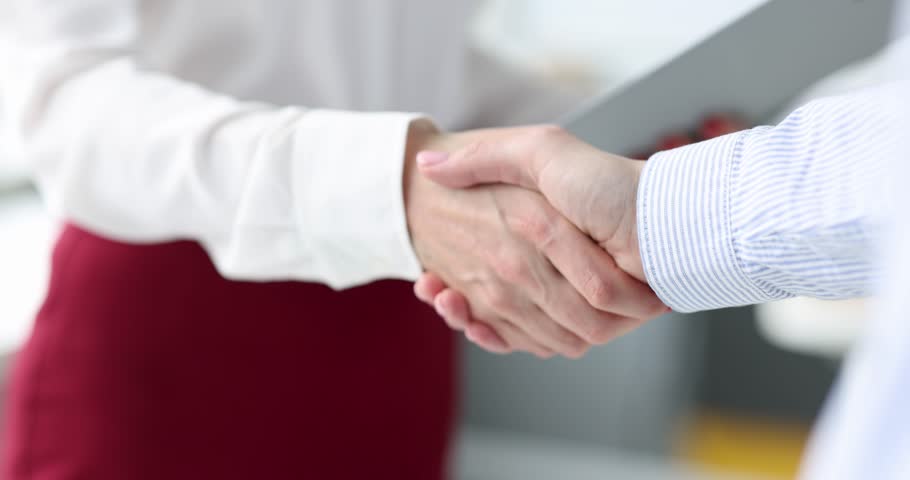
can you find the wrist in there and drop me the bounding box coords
[403,119,447,267]
[613,157,647,282]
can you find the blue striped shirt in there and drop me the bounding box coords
[637,85,900,313]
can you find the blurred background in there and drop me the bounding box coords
[0,0,896,479]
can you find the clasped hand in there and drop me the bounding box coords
[404,121,668,358]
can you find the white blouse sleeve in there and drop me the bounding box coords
[0,0,424,288]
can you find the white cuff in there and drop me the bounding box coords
[293,110,425,289]
[637,131,776,312]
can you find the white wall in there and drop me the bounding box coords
[473,0,767,85]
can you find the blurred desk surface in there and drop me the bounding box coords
[455,427,770,480]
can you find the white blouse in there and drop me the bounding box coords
[0,0,573,288]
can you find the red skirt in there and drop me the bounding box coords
[2,224,457,479]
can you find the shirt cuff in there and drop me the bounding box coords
[636,131,777,312]
[293,110,425,289]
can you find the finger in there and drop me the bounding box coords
[414,272,447,304]
[481,320,555,359]
[537,215,668,320]
[434,289,471,331]
[527,307,587,359]
[539,270,650,346]
[419,272,558,357]
[416,136,540,190]
[490,296,589,359]
[436,289,555,358]
[464,322,511,354]
[460,314,552,358]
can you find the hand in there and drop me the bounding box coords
[412,125,668,353]
[405,122,667,357]
[405,121,663,357]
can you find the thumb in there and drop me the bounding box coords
[416,140,539,191]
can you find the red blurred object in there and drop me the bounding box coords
[656,133,694,152]
[3,224,457,480]
[630,150,655,161]
[699,113,746,140]
[639,113,747,158]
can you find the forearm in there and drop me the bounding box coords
[3,39,423,288]
[638,86,900,312]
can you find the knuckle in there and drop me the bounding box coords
[455,139,490,164]
[584,320,616,345]
[545,322,591,358]
[511,210,559,249]
[534,349,556,360]
[529,124,568,142]
[486,286,514,313]
[583,272,615,310]
[650,303,668,319]
[563,341,590,359]
[492,253,530,284]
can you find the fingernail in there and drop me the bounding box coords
[416,151,449,167]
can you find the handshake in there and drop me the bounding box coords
[404,120,672,359]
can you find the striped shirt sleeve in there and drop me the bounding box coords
[637,87,899,312]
